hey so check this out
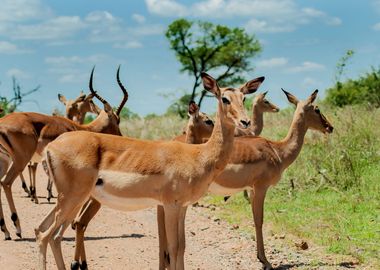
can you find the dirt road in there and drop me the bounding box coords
[0,167,359,269]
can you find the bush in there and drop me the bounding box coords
[326,67,380,107]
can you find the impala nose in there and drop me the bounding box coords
[240,120,251,128]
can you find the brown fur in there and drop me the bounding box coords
[0,69,128,240]
[35,73,265,270]
[162,89,333,269]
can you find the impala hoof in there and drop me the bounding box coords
[71,261,80,270]
[16,232,22,238]
[5,236,11,241]
[80,261,88,270]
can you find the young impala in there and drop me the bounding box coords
[159,88,333,269]
[35,72,265,270]
[0,67,128,240]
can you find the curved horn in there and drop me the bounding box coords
[116,65,129,116]
[89,66,109,105]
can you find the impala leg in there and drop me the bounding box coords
[164,205,187,270]
[250,187,272,270]
[19,173,31,197]
[36,195,87,270]
[30,162,39,204]
[157,205,169,269]
[176,206,187,270]
[0,159,11,240]
[28,163,35,202]
[46,176,54,202]
[2,163,24,238]
[71,198,101,270]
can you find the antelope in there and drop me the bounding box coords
[176,92,280,203]
[35,72,264,270]
[25,91,102,203]
[159,89,333,269]
[58,91,100,124]
[0,67,128,241]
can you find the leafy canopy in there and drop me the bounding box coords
[166,18,261,114]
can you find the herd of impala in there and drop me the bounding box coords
[0,66,334,270]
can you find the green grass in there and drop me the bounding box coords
[122,105,380,266]
[203,105,380,267]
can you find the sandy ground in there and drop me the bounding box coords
[0,166,361,270]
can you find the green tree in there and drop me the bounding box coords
[166,19,261,111]
[0,77,40,117]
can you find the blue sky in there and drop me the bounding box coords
[0,0,379,115]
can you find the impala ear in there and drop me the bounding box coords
[281,88,299,105]
[58,94,67,105]
[307,89,318,104]
[201,72,220,98]
[240,76,265,95]
[262,91,268,97]
[188,101,199,118]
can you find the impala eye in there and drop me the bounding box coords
[222,97,230,104]
[264,100,269,104]
[315,107,320,113]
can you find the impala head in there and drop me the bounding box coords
[88,66,129,136]
[282,88,333,134]
[254,91,280,113]
[186,101,214,142]
[201,72,265,129]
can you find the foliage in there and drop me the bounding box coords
[165,93,194,118]
[325,50,380,107]
[166,18,261,108]
[326,66,380,107]
[0,77,40,116]
[117,106,140,119]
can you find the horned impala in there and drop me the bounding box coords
[0,67,128,240]
[35,72,264,270]
[159,89,333,269]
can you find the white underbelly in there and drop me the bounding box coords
[209,182,252,196]
[92,186,161,212]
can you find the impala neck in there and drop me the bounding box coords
[81,110,110,133]
[251,103,263,136]
[278,107,308,169]
[185,123,200,144]
[203,102,236,171]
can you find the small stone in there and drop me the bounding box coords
[232,224,239,230]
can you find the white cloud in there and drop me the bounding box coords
[256,57,288,68]
[146,0,341,33]
[373,0,380,14]
[0,0,52,22]
[45,55,107,68]
[145,0,188,16]
[132,14,146,24]
[245,19,294,33]
[11,16,86,40]
[302,77,318,88]
[286,61,325,73]
[0,41,31,54]
[373,22,380,31]
[6,68,30,79]
[113,41,143,49]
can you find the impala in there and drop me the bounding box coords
[35,72,264,270]
[58,91,100,124]
[159,89,333,269]
[0,67,128,240]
